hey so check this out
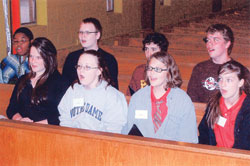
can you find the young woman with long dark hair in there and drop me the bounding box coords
[199,61,250,150]
[6,37,67,125]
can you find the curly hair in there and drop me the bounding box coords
[142,32,169,52]
[14,27,34,41]
[145,52,182,89]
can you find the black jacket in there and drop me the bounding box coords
[198,95,250,150]
[6,70,68,125]
[62,48,119,89]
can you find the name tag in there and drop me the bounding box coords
[73,98,84,107]
[217,115,227,127]
[135,110,148,119]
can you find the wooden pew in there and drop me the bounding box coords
[57,44,250,95]
[0,83,14,117]
[193,102,206,126]
[0,119,249,166]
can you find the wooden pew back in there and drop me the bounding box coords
[0,83,14,117]
[193,102,206,126]
[0,119,249,166]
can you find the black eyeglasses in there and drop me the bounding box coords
[78,31,98,36]
[146,66,168,73]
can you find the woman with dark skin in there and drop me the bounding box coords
[1,27,33,84]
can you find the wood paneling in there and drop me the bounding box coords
[0,83,14,117]
[0,119,249,166]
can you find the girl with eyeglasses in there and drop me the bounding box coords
[123,52,198,143]
[58,50,127,134]
[199,61,250,150]
[126,32,169,96]
[1,27,33,84]
[6,37,67,124]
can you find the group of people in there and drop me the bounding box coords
[0,17,249,150]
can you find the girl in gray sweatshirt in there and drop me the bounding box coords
[58,50,127,134]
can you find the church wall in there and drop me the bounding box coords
[154,0,248,31]
[30,0,142,52]
[0,0,248,60]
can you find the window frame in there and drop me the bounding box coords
[20,0,37,25]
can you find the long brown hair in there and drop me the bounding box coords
[145,51,182,90]
[17,37,58,105]
[206,61,250,128]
